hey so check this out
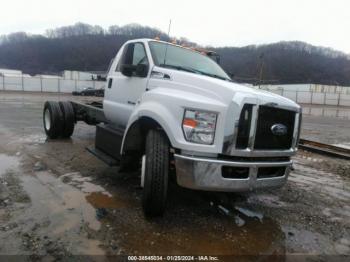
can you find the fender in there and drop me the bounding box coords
[120,100,180,155]
[121,87,227,155]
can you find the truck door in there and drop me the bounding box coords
[104,42,150,129]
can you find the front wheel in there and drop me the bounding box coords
[142,129,169,217]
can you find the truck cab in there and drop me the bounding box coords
[43,39,302,217]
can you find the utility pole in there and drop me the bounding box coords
[258,53,264,89]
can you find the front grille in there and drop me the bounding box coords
[236,104,253,149]
[235,105,296,151]
[254,106,295,150]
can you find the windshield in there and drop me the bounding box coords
[149,41,231,81]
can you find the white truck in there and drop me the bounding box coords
[42,38,302,216]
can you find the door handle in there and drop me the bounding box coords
[107,78,113,89]
[127,101,136,105]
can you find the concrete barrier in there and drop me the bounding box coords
[4,75,23,91]
[42,78,59,92]
[23,77,41,92]
[0,75,105,93]
[60,79,76,93]
[340,94,350,106]
[1,75,349,108]
[0,76,3,90]
[256,84,350,106]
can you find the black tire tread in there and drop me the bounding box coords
[59,101,75,138]
[142,129,169,217]
[43,101,63,139]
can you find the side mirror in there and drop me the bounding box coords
[121,64,136,77]
[135,64,148,77]
[121,64,148,77]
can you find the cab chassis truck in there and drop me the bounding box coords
[43,39,302,217]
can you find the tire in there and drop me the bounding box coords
[43,101,64,139]
[59,101,75,138]
[142,129,169,217]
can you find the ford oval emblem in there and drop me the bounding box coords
[271,124,287,136]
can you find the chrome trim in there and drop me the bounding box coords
[150,70,172,80]
[222,101,248,153]
[262,102,300,113]
[175,154,292,167]
[223,103,300,157]
[174,154,292,192]
[248,105,258,150]
[181,150,218,158]
[292,113,300,148]
[224,148,297,157]
[223,118,239,153]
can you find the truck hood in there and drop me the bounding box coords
[151,67,300,110]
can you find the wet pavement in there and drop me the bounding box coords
[0,91,349,261]
[302,104,350,120]
[301,104,350,147]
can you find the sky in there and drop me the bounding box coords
[1,0,350,53]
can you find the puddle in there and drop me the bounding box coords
[61,172,134,209]
[4,135,46,147]
[10,163,286,256]
[86,192,128,209]
[105,193,287,256]
[117,213,285,256]
[302,106,350,120]
[0,154,19,176]
[9,170,106,255]
[61,172,110,195]
[22,171,102,231]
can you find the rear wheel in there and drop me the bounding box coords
[142,129,169,217]
[59,101,75,138]
[43,101,64,139]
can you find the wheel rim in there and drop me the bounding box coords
[141,155,146,188]
[44,108,51,130]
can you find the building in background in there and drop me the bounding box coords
[0,68,22,76]
[62,70,98,81]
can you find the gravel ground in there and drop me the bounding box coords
[0,91,349,261]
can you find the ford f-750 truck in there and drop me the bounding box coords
[42,39,302,216]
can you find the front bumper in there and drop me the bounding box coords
[174,154,292,192]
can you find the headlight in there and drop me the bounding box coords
[182,109,217,145]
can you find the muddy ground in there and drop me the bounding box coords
[0,92,349,261]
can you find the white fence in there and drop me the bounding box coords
[1,76,350,106]
[257,84,350,106]
[0,75,105,93]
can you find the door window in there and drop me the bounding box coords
[133,43,148,66]
[116,43,149,73]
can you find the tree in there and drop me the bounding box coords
[1,23,350,86]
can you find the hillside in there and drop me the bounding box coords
[216,42,350,85]
[1,23,350,85]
